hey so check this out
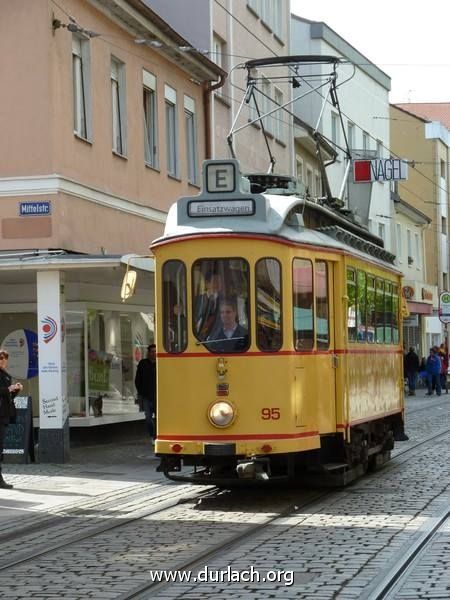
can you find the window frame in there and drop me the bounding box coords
[111,57,127,156]
[72,34,92,140]
[143,70,158,168]
[162,260,188,354]
[184,95,198,185]
[255,257,282,352]
[165,84,179,178]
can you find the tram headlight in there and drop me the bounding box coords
[208,401,235,428]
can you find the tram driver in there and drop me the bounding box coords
[206,298,248,353]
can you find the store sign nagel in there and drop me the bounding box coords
[19,201,51,216]
[353,159,408,183]
[188,199,255,217]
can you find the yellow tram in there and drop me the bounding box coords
[152,159,405,485]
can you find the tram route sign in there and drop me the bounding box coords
[3,396,35,464]
[439,291,450,324]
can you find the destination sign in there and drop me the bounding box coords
[353,159,408,183]
[188,200,255,217]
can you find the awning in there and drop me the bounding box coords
[407,300,433,315]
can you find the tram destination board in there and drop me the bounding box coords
[4,396,35,463]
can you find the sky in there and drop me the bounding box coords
[291,1,450,104]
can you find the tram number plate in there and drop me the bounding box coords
[261,408,280,420]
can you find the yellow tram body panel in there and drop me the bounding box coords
[153,235,403,460]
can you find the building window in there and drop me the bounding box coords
[347,121,354,152]
[72,35,91,140]
[306,168,313,196]
[441,159,446,179]
[212,34,227,97]
[376,139,383,158]
[111,58,126,155]
[407,229,413,264]
[442,216,447,234]
[362,131,369,153]
[396,223,402,260]
[331,113,339,148]
[143,70,158,168]
[184,95,198,185]
[261,77,273,135]
[165,85,179,177]
[415,233,421,268]
[378,222,385,243]
[296,156,303,183]
[315,172,321,196]
[248,0,282,36]
[274,87,284,141]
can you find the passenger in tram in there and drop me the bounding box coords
[194,271,223,339]
[207,298,248,353]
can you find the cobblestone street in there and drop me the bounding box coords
[0,388,450,599]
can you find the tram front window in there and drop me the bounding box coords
[193,259,249,353]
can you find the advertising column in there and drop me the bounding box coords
[37,271,69,462]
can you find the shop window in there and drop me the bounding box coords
[192,258,249,353]
[162,261,187,353]
[293,258,314,350]
[256,258,282,351]
[87,309,154,415]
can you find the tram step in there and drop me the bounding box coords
[323,462,348,471]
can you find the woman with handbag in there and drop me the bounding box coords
[0,349,23,489]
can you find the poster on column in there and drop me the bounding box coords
[1,329,38,379]
[37,272,68,429]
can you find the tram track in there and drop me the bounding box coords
[361,503,450,599]
[0,484,215,571]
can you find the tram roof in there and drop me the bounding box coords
[152,160,397,271]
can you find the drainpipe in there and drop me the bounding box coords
[204,74,227,159]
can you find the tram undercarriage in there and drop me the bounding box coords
[157,415,406,487]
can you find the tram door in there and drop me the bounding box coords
[293,259,336,432]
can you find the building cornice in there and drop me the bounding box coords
[0,175,167,223]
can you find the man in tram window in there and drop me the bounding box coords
[194,271,223,339]
[207,298,248,352]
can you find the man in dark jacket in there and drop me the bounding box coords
[0,349,23,489]
[404,346,420,396]
[135,344,157,442]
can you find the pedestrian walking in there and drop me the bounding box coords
[404,346,420,396]
[135,344,157,443]
[426,347,442,396]
[0,349,23,489]
[439,343,448,394]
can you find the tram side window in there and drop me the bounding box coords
[357,270,367,342]
[192,258,249,353]
[347,268,357,342]
[162,260,187,354]
[256,258,282,352]
[293,258,314,350]
[315,261,329,349]
[385,282,393,344]
[375,279,385,343]
[366,275,375,343]
[392,285,399,344]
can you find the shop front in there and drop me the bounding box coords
[402,282,436,360]
[0,251,154,460]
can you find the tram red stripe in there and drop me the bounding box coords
[157,348,403,358]
[158,431,319,441]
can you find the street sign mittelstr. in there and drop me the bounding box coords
[439,291,450,324]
